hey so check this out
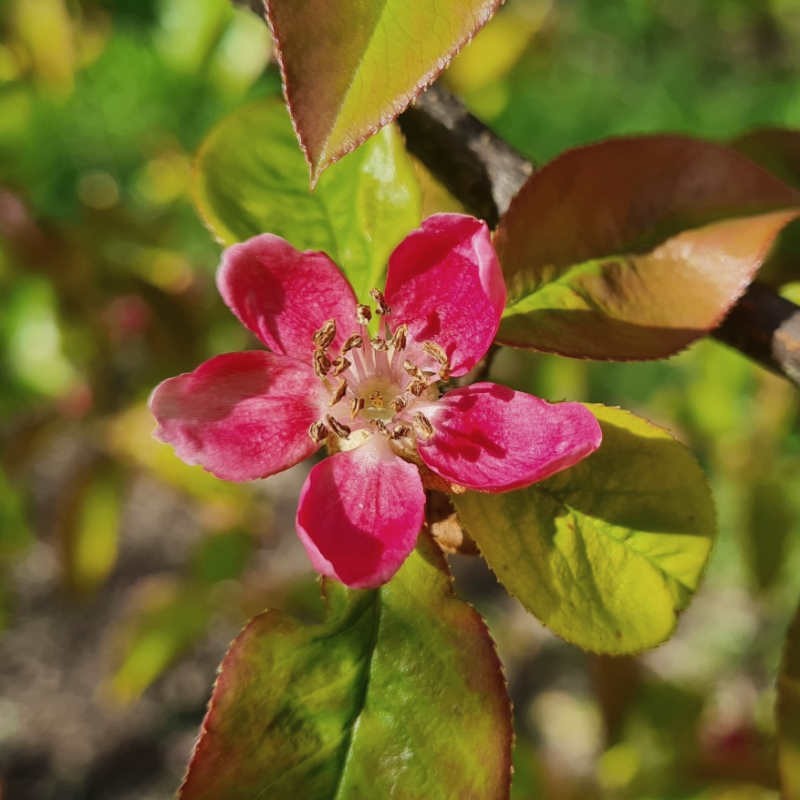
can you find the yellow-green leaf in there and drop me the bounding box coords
[453,404,716,654]
[194,97,421,300]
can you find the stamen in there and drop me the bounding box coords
[391,324,407,351]
[313,319,336,350]
[409,378,428,397]
[391,423,411,440]
[370,337,389,351]
[313,349,331,377]
[413,412,434,439]
[371,418,389,435]
[330,355,351,376]
[341,333,363,353]
[392,396,407,413]
[370,288,391,315]
[308,420,328,443]
[329,378,347,406]
[423,340,448,365]
[326,415,351,439]
[403,360,425,380]
[356,304,372,325]
[350,396,365,418]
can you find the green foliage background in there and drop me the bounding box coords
[1,1,800,798]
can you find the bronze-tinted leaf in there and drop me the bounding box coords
[496,135,800,359]
[267,0,502,183]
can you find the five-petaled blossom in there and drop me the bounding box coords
[149,214,602,588]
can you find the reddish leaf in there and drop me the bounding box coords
[495,135,800,359]
[267,0,502,183]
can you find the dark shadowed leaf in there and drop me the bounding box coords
[194,98,421,301]
[495,135,800,359]
[266,0,502,182]
[453,404,715,654]
[180,534,511,800]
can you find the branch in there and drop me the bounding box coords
[399,85,800,386]
[239,1,800,386]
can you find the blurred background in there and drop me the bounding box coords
[2,1,800,797]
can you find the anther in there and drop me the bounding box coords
[313,319,336,350]
[371,419,389,435]
[329,378,347,406]
[326,415,351,439]
[350,396,365,418]
[330,355,351,376]
[308,420,328,443]
[368,390,385,410]
[391,424,411,440]
[370,288,391,315]
[423,340,448,365]
[413,412,434,439]
[341,333,363,353]
[392,396,407,413]
[409,378,428,397]
[403,360,424,380]
[313,349,331,377]
[356,304,372,325]
[391,324,407,351]
[370,337,389,351]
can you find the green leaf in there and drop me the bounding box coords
[59,465,121,596]
[194,97,421,301]
[453,404,716,654]
[179,534,512,800]
[495,135,800,359]
[267,0,502,182]
[779,597,800,798]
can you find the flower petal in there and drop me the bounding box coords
[384,213,506,376]
[418,382,602,492]
[150,351,324,482]
[217,234,357,357]
[295,438,425,588]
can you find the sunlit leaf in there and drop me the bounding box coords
[194,98,421,300]
[453,404,715,654]
[778,597,800,798]
[267,0,502,183]
[495,135,800,359]
[180,534,511,800]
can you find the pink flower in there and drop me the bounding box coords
[150,214,602,588]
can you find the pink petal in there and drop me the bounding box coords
[217,234,357,357]
[295,438,425,588]
[150,351,325,482]
[384,214,506,376]
[418,382,602,492]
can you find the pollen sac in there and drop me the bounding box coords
[313,319,336,350]
[391,324,408,351]
[423,340,448,365]
[369,288,391,315]
[356,304,372,325]
[330,355,351,376]
[326,414,351,439]
[308,420,328,443]
[329,378,347,406]
[350,396,365,418]
[313,348,331,377]
[370,337,389,351]
[341,333,363,352]
[391,423,411,440]
[412,412,434,439]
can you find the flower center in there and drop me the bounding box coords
[306,289,451,455]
